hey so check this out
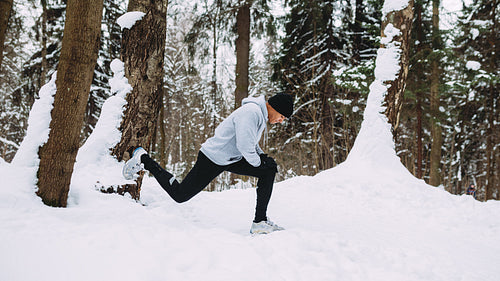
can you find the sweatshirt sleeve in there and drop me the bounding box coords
[233,105,262,167]
[256,144,265,155]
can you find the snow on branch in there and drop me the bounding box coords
[117,11,146,31]
[0,137,19,149]
[11,72,57,168]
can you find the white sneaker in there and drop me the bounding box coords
[122,147,147,180]
[250,219,285,235]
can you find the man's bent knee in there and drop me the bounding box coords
[171,190,194,203]
[261,165,277,176]
[172,195,190,203]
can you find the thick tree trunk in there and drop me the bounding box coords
[231,2,251,186]
[0,0,13,68]
[111,0,167,200]
[382,1,413,133]
[429,0,442,187]
[37,0,103,207]
[234,2,250,109]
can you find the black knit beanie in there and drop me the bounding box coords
[268,93,293,118]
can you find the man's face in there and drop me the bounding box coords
[268,106,286,124]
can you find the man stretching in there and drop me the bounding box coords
[123,93,293,234]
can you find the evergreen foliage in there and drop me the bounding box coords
[271,0,381,175]
[448,0,499,199]
[397,0,499,199]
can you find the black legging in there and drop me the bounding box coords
[141,151,276,222]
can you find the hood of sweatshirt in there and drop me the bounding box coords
[241,95,268,121]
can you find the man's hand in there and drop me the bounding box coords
[259,154,277,171]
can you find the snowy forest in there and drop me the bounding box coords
[0,0,498,201]
[1,0,500,280]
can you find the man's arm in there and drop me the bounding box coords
[256,144,265,155]
[233,105,262,167]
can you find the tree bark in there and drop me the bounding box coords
[382,0,414,133]
[414,0,424,179]
[40,0,48,86]
[158,88,167,168]
[111,0,167,200]
[211,12,218,135]
[320,79,335,169]
[235,2,250,109]
[37,0,104,207]
[485,0,498,200]
[352,0,364,62]
[0,0,13,68]
[231,2,251,186]
[485,85,494,199]
[429,0,442,187]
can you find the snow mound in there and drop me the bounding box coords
[70,59,132,205]
[1,156,500,281]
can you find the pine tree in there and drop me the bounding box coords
[428,0,443,187]
[399,0,432,179]
[451,0,499,199]
[273,0,361,174]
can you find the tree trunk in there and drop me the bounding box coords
[352,0,363,62]
[37,0,103,207]
[429,0,442,187]
[320,78,335,169]
[414,0,424,179]
[235,2,250,109]
[382,1,414,133]
[0,0,13,68]
[485,0,498,200]
[40,0,48,86]
[158,88,167,168]
[111,0,167,200]
[485,87,494,199]
[211,16,218,135]
[445,129,456,193]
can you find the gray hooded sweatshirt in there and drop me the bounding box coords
[200,95,267,167]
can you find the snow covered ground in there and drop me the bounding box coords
[1,150,500,281]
